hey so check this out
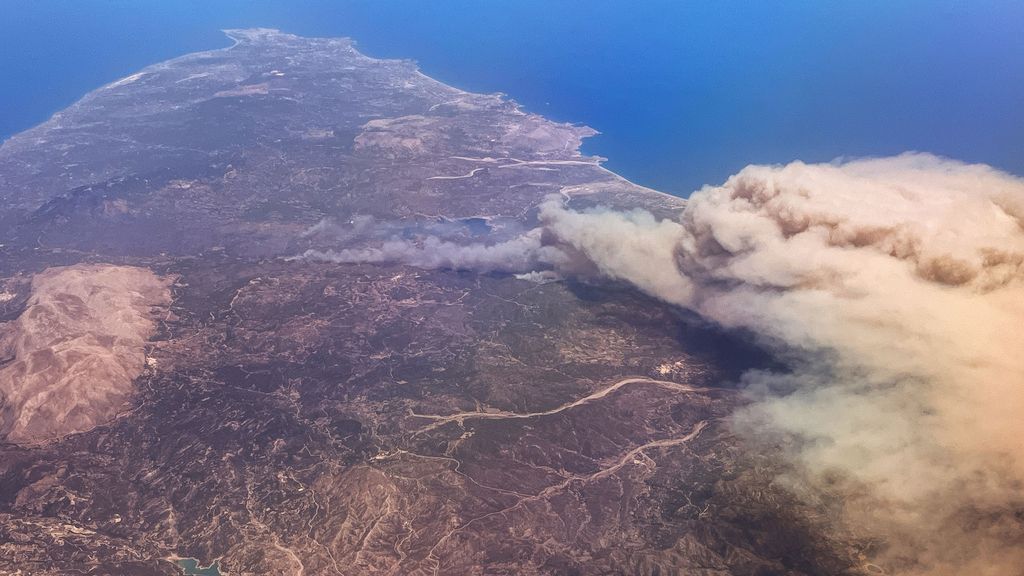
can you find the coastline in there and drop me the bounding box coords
[1,28,685,206]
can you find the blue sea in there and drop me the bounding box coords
[2,0,1022,195]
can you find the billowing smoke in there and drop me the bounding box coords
[295,153,1024,573]
[537,153,1024,575]
[298,228,568,273]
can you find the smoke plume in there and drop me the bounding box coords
[298,228,568,273]
[296,153,1024,573]
[537,153,1024,575]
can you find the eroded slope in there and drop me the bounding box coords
[0,265,170,443]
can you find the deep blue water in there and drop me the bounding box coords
[3,1,1022,195]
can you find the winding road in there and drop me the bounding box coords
[409,377,713,433]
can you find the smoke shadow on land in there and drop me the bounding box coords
[564,277,784,385]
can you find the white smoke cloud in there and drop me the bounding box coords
[298,228,569,273]
[535,200,696,304]
[536,153,1024,575]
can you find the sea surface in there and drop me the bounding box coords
[3,0,1022,195]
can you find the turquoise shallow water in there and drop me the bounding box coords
[176,558,221,575]
[3,1,1023,194]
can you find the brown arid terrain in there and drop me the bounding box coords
[0,29,877,575]
[0,265,170,443]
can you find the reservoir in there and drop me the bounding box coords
[176,558,222,576]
